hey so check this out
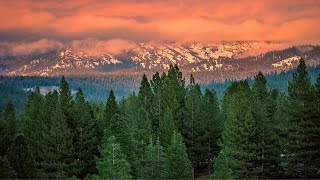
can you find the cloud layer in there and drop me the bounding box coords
[0,0,319,55]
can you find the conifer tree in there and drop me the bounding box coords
[202,88,222,176]
[123,94,153,177]
[150,72,165,133]
[95,135,131,179]
[212,148,232,179]
[73,88,99,178]
[167,131,192,179]
[0,155,16,179]
[101,90,118,137]
[60,76,74,130]
[165,64,186,131]
[0,114,7,156]
[7,134,35,179]
[3,100,17,137]
[41,100,75,179]
[108,114,140,178]
[22,88,45,177]
[138,74,153,114]
[183,76,202,175]
[217,81,260,179]
[272,93,290,178]
[251,72,276,178]
[159,107,176,148]
[142,138,167,179]
[1,100,17,156]
[287,58,319,178]
[41,90,59,126]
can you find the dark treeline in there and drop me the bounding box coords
[0,59,320,179]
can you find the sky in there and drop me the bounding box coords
[0,0,320,55]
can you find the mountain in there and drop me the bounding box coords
[1,41,319,82]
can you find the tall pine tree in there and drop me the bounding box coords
[142,138,167,179]
[95,135,131,179]
[7,134,35,179]
[166,131,192,179]
[41,100,75,179]
[73,88,99,178]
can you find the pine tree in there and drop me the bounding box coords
[60,76,74,130]
[7,134,35,179]
[0,155,16,179]
[95,135,131,179]
[22,88,45,177]
[183,76,202,176]
[218,81,260,179]
[287,58,319,178]
[101,90,118,138]
[138,74,153,114]
[41,90,59,126]
[0,100,17,156]
[165,64,186,131]
[108,114,140,178]
[272,93,290,178]
[142,138,167,179]
[0,113,6,156]
[212,148,232,179]
[3,100,17,137]
[122,94,153,178]
[202,88,222,176]
[73,88,99,178]
[41,100,75,179]
[159,107,176,148]
[150,72,165,133]
[251,72,276,178]
[166,131,192,179]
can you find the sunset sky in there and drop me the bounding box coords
[1,0,320,55]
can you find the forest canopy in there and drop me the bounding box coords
[0,60,319,179]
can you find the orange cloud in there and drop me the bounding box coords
[0,39,64,56]
[0,0,319,46]
[70,38,137,55]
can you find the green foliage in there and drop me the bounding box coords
[101,90,118,134]
[0,155,17,179]
[7,134,35,179]
[287,59,320,178]
[0,100,17,156]
[138,74,154,114]
[159,108,176,148]
[142,138,167,179]
[213,148,232,180]
[166,131,192,179]
[218,81,260,179]
[183,78,202,167]
[1,64,320,179]
[60,76,74,130]
[202,89,222,175]
[41,100,75,179]
[95,135,131,179]
[73,88,99,178]
[108,114,140,178]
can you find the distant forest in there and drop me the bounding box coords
[1,64,320,111]
[0,59,320,179]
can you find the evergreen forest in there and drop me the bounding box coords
[0,59,320,179]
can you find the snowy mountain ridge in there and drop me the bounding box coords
[1,41,319,81]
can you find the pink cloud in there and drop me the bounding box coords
[70,38,137,55]
[0,0,319,45]
[0,39,64,56]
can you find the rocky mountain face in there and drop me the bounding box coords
[1,41,319,82]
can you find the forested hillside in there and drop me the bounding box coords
[0,59,319,179]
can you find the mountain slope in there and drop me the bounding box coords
[1,41,319,82]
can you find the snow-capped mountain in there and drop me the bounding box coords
[1,41,319,81]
